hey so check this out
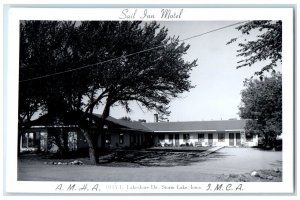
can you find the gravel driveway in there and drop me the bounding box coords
[190,147,282,175]
[18,147,282,182]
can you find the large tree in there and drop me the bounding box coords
[75,21,197,164]
[19,21,197,164]
[227,20,282,77]
[239,72,282,145]
[19,21,85,156]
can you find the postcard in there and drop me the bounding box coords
[2,4,295,196]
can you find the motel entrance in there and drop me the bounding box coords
[175,134,179,146]
[229,133,241,146]
[236,133,241,146]
[208,134,213,146]
[229,133,234,146]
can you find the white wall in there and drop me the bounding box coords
[154,130,259,147]
[156,131,256,147]
[243,134,259,147]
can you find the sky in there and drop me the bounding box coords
[94,21,281,122]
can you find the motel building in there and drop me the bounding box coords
[20,113,258,153]
[144,119,258,147]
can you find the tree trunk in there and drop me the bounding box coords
[82,129,98,165]
[81,97,111,165]
[98,102,111,155]
[100,127,106,152]
[93,132,100,161]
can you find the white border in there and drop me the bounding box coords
[4,7,294,194]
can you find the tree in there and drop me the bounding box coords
[227,20,282,76]
[77,21,197,164]
[120,117,132,121]
[19,21,197,164]
[239,72,282,146]
[19,21,84,156]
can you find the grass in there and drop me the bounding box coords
[217,169,282,182]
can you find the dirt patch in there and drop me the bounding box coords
[216,169,282,182]
[98,150,210,167]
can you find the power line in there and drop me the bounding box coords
[19,21,248,83]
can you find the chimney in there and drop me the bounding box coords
[154,114,158,122]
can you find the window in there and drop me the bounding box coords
[218,133,225,142]
[21,133,28,148]
[68,132,77,151]
[183,134,190,142]
[40,132,47,151]
[28,133,34,147]
[246,133,253,142]
[119,133,124,144]
[22,132,34,148]
[198,133,204,142]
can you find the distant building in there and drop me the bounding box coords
[20,113,257,153]
[144,119,257,147]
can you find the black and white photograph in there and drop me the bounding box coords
[2,5,295,195]
[17,19,283,183]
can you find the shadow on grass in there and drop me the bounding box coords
[98,149,223,167]
[19,147,225,168]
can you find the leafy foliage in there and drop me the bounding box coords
[20,21,88,116]
[227,20,282,76]
[239,72,282,140]
[77,21,197,119]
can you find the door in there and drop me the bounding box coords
[198,134,204,146]
[208,134,213,146]
[229,133,234,146]
[175,134,179,146]
[169,134,174,146]
[137,134,140,145]
[236,133,241,146]
[130,134,136,146]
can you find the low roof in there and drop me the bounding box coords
[94,114,152,132]
[99,116,247,132]
[29,112,247,133]
[143,120,247,132]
